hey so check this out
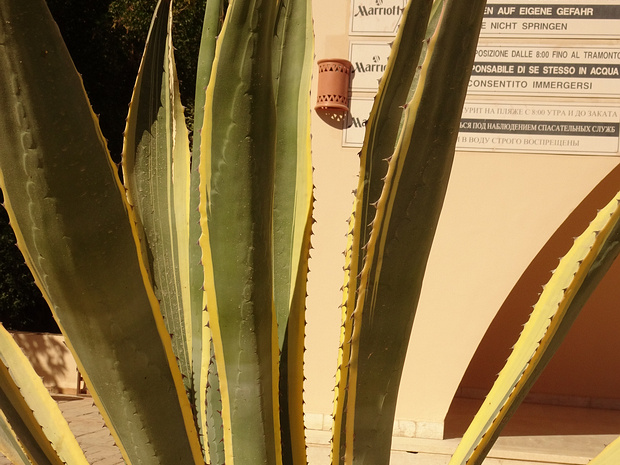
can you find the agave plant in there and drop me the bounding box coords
[1,0,620,464]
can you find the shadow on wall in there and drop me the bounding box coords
[445,161,620,438]
[11,331,81,395]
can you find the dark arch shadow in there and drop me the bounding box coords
[445,160,620,438]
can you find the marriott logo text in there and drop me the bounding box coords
[355,5,404,16]
[355,61,387,73]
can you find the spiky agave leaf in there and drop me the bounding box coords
[122,0,194,397]
[340,1,486,463]
[271,0,314,461]
[198,0,281,462]
[191,0,226,454]
[0,407,31,465]
[330,204,357,465]
[0,1,203,463]
[271,0,313,381]
[449,191,620,465]
[353,0,438,251]
[271,0,314,349]
[206,337,225,465]
[0,325,88,465]
[277,205,313,465]
[589,435,620,465]
[330,1,436,462]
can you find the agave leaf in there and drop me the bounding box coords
[206,337,225,465]
[450,191,620,465]
[198,0,281,462]
[330,2,434,462]
[272,0,313,360]
[330,205,356,465]
[0,408,31,465]
[196,286,217,464]
[0,383,51,465]
[0,1,203,463]
[192,0,225,157]
[589,435,620,465]
[121,0,193,396]
[354,0,436,250]
[191,0,225,449]
[0,325,87,465]
[170,21,195,400]
[341,1,486,463]
[279,205,313,465]
[271,0,314,461]
[397,0,444,127]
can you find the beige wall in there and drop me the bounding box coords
[11,331,82,395]
[303,0,358,430]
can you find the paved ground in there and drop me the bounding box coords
[1,396,619,464]
[55,396,123,465]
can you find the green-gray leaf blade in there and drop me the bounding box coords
[271,0,314,461]
[122,0,193,398]
[0,1,203,463]
[198,0,282,462]
[191,0,225,447]
[343,1,486,463]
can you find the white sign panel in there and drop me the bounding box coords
[469,46,620,97]
[344,98,374,147]
[350,42,391,91]
[345,99,620,155]
[458,102,620,154]
[350,0,406,36]
[481,1,620,38]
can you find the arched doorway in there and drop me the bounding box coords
[445,163,620,438]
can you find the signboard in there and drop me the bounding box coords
[350,42,391,91]
[343,98,374,147]
[344,0,620,156]
[458,102,619,154]
[350,1,620,38]
[470,45,620,97]
[350,0,406,36]
[481,1,620,38]
[350,43,620,96]
[344,99,620,155]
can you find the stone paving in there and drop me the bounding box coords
[57,396,124,465]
